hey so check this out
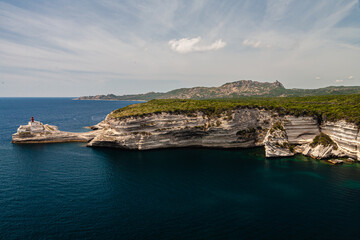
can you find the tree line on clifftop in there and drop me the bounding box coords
[110,94,360,126]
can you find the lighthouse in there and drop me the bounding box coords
[27,117,44,132]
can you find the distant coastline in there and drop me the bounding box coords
[74,80,360,101]
[72,98,146,102]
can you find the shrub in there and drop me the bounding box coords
[310,133,338,149]
[269,122,284,133]
[289,145,295,152]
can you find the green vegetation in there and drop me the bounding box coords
[236,128,256,139]
[275,142,290,149]
[110,94,360,126]
[269,122,285,133]
[310,133,338,149]
[288,145,295,153]
[236,128,255,135]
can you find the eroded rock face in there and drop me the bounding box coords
[264,123,294,158]
[301,144,343,159]
[89,111,359,160]
[321,121,360,160]
[284,116,320,144]
[88,109,273,150]
[88,111,325,154]
[12,110,360,160]
[12,121,97,144]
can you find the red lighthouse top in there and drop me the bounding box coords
[31,116,34,122]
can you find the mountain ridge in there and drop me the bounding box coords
[75,80,360,101]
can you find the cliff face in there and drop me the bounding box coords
[12,109,360,161]
[264,123,294,158]
[88,109,273,149]
[283,116,320,144]
[87,109,359,160]
[321,121,360,160]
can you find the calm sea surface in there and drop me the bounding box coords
[1,98,360,239]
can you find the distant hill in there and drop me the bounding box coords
[74,80,360,101]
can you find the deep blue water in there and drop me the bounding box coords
[1,98,360,239]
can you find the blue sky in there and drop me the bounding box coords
[0,0,359,97]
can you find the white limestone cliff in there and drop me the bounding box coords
[283,116,320,144]
[301,144,343,159]
[264,122,294,158]
[12,110,360,161]
[88,109,273,150]
[321,121,360,160]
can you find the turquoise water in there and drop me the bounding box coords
[1,98,360,239]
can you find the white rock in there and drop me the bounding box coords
[321,121,360,160]
[11,110,360,160]
[264,124,294,158]
[284,116,320,144]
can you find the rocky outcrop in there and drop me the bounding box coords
[295,132,351,159]
[321,121,360,160]
[301,144,343,159]
[12,121,97,144]
[264,122,294,158]
[12,110,360,160]
[17,120,59,134]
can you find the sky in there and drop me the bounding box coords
[0,0,360,97]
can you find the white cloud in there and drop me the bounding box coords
[1,0,360,96]
[347,75,353,79]
[335,79,344,83]
[168,37,226,54]
[241,32,297,49]
[315,76,321,80]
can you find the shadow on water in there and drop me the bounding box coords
[87,146,360,239]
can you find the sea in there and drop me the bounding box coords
[1,98,360,239]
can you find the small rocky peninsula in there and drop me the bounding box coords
[12,106,360,161]
[12,120,97,144]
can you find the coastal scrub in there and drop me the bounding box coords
[110,94,360,125]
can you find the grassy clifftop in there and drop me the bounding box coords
[110,94,360,125]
